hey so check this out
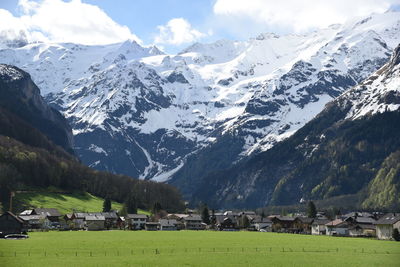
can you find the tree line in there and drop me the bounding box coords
[0,135,185,213]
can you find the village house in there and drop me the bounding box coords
[145,222,159,231]
[294,217,314,234]
[270,216,297,233]
[348,224,376,237]
[32,208,62,223]
[117,216,125,229]
[101,212,119,229]
[19,214,50,229]
[71,213,87,229]
[85,214,105,231]
[345,216,376,237]
[126,214,148,230]
[239,212,257,229]
[167,214,188,230]
[326,219,349,236]
[375,213,400,240]
[159,219,178,231]
[311,219,330,235]
[217,217,237,231]
[0,212,25,237]
[252,216,272,231]
[183,215,205,230]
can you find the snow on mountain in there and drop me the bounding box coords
[0,11,399,182]
[340,43,400,119]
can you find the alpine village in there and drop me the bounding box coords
[0,1,399,267]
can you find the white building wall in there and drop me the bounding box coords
[377,224,393,240]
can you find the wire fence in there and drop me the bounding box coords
[0,247,397,258]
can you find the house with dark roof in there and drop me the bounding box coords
[270,216,297,233]
[19,214,50,229]
[252,216,272,231]
[159,219,178,231]
[311,219,330,235]
[0,212,25,237]
[375,213,400,240]
[218,217,237,231]
[345,216,376,237]
[32,208,62,222]
[85,215,105,231]
[101,212,119,229]
[126,214,148,230]
[294,217,314,234]
[183,215,205,230]
[145,222,159,231]
[326,219,349,236]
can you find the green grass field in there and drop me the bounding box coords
[0,231,399,267]
[14,191,149,215]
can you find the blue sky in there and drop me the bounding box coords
[1,0,399,53]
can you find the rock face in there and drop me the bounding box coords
[183,43,400,209]
[0,12,399,194]
[0,64,74,153]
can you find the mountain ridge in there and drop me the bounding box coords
[0,11,399,191]
[182,43,400,209]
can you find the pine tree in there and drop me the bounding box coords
[201,205,210,224]
[307,201,317,218]
[125,194,137,214]
[261,210,265,219]
[210,209,216,226]
[103,196,111,212]
[152,202,162,215]
[119,204,128,216]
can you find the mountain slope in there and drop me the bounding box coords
[0,65,185,213]
[185,43,400,209]
[0,64,74,154]
[0,12,399,185]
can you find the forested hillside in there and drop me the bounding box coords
[0,65,185,213]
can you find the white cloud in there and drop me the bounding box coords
[154,18,207,45]
[213,0,400,33]
[0,0,140,45]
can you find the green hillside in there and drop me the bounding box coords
[13,191,149,215]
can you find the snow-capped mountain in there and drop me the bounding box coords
[0,64,73,154]
[0,11,399,184]
[179,42,400,209]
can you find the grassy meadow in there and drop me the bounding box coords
[13,191,149,215]
[0,231,399,267]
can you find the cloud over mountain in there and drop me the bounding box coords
[0,0,141,46]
